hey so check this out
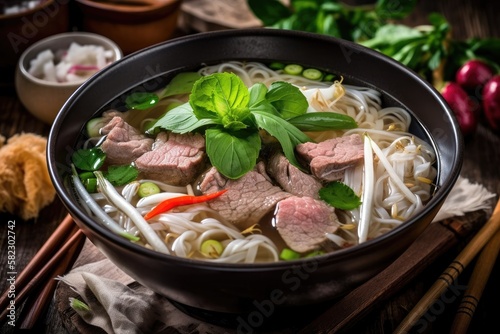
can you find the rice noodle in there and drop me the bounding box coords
[81,60,437,261]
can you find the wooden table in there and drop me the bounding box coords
[1,0,499,333]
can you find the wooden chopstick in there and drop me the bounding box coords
[449,228,500,334]
[18,225,86,329]
[297,203,490,334]
[0,214,75,314]
[393,198,500,334]
[0,215,84,321]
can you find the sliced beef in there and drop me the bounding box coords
[198,162,292,228]
[100,116,154,165]
[266,150,322,199]
[135,132,206,186]
[296,133,364,181]
[275,196,339,253]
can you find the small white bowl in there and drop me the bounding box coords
[15,32,123,124]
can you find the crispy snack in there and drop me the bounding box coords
[0,133,56,220]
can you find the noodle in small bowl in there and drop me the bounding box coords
[47,29,462,317]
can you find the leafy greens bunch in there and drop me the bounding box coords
[148,72,357,179]
[247,0,500,88]
[247,0,417,42]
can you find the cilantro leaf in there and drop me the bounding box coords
[319,181,362,210]
[71,148,106,171]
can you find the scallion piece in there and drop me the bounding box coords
[284,64,303,75]
[138,181,161,198]
[269,62,285,70]
[200,239,224,258]
[279,248,301,261]
[302,68,323,80]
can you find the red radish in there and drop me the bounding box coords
[455,59,494,91]
[482,75,500,131]
[441,82,478,136]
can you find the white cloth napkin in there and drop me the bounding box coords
[58,176,496,334]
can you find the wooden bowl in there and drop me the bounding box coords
[75,0,183,55]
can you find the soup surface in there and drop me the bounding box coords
[69,61,437,263]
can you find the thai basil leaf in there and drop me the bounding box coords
[105,165,138,186]
[265,81,308,119]
[147,103,219,134]
[288,112,357,131]
[160,72,202,98]
[190,73,250,131]
[71,148,106,171]
[249,83,281,116]
[252,109,310,170]
[205,128,261,179]
[319,181,362,210]
[249,83,268,107]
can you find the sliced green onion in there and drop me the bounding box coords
[323,73,336,82]
[79,171,95,181]
[69,298,90,312]
[284,64,303,75]
[84,178,97,193]
[86,117,106,138]
[279,248,301,261]
[200,239,224,258]
[269,62,285,70]
[302,68,323,80]
[138,182,161,198]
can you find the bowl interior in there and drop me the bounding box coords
[47,29,463,311]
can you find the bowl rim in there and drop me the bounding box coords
[48,28,463,270]
[17,31,123,88]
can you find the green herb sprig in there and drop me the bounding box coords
[148,72,357,179]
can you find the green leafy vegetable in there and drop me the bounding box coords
[125,72,202,110]
[288,112,357,131]
[105,165,139,186]
[150,72,357,179]
[252,110,309,170]
[319,181,362,210]
[205,129,261,179]
[360,13,450,84]
[147,102,219,134]
[247,0,418,42]
[266,81,309,119]
[71,148,106,171]
[249,1,500,88]
[125,92,159,110]
[159,72,202,98]
[190,73,251,131]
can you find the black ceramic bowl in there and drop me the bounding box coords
[47,29,462,315]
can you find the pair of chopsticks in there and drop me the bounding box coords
[0,214,85,328]
[394,198,500,333]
